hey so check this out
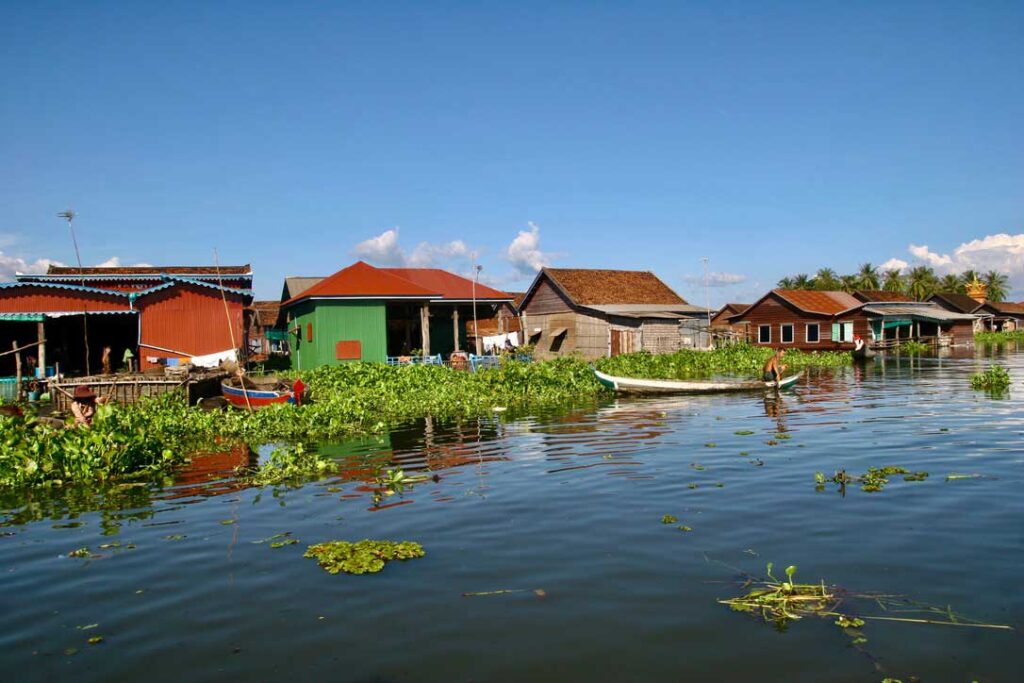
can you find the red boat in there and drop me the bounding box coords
[221,375,299,408]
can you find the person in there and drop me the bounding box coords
[70,384,99,427]
[101,346,112,375]
[762,348,787,383]
[26,355,38,378]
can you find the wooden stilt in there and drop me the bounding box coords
[452,307,460,352]
[420,304,431,358]
[13,341,22,401]
[37,322,46,379]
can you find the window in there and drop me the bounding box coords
[831,321,855,342]
[758,324,771,344]
[781,324,794,344]
[806,323,820,343]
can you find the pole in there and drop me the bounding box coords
[37,321,46,379]
[13,341,22,401]
[59,210,90,375]
[702,257,712,349]
[472,265,482,355]
[214,249,251,412]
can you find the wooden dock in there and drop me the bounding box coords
[48,372,229,411]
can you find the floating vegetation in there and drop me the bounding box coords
[815,467,929,493]
[719,562,1013,638]
[219,519,236,525]
[970,365,1011,391]
[244,443,335,487]
[303,539,425,575]
[87,636,104,645]
[677,525,693,532]
[704,443,717,448]
[661,514,678,524]
[690,463,705,471]
[734,430,755,436]
[975,330,1024,345]
[596,344,850,382]
[164,534,186,541]
[252,532,293,545]
[688,483,699,489]
[774,433,791,440]
[270,539,298,549]
[946,473,982,482]
[899,340,930,354]
[67,547,91,558]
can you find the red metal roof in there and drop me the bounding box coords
[774,289,862,315]
[284,261,439,304]
[381,268,512,300]
[854,290,913,303]
[45,265,251,276]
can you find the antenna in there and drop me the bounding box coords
[58,209,91,375]
[702,257,712,349]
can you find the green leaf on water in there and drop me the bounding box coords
[734,430,754,436]
[661,514,678,524]
[87,636,104,645]
[220,519,236,525]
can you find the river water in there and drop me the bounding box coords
[2,349,1022,682]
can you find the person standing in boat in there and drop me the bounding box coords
[762,348,787,383]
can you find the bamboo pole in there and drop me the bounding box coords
[37,322,46,378]
[0,339,45,359]
[214,249,252,411]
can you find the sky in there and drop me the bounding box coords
[1,1,1022,305]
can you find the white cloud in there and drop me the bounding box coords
[504,222,553,278]
[683,271,747,287]
[908,244,954,269]
[353,228,407,266]
[0,252,65,282]
[886,233,1024,297]
[95,256,121,268]
[353,228,480,270]
[880,257,909,271]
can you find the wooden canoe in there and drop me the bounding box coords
[221,376,295,408]
[593,368,803,395]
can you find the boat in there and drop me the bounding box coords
[851,345,876,360]
[221,375,296,408]
[593,368,803,395]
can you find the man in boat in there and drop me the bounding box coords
[762,348,788,384]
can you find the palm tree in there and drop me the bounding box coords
[882,269,904,293]
[938,273,963,294]
[857,263,880,290]
[983,270,1009,303]
[813,268,841,291]
[840,274,859,293]
[960,269,980,287]
[793,273,813,290]
[777,276,794,289]
[906,266,938,301]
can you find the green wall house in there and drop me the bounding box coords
[281,261,512,370]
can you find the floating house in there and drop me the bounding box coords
[246,300,285,357]
[279,261,513,369]
[709,302,750,339]
[728,289,975,349]
[927,291,1024,332]
[0,265,252,377]
[517,268,709,359]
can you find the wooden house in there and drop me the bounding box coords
[730,289,975,350]
[972,300,1024,332]
[0,265,252,377]
[246,301,284,357]
[279,261,513,369]
[517,268,709,359]
[709,302,750,341]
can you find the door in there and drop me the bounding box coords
[610,329,622,357]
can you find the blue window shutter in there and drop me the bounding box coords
[830,323,839,341]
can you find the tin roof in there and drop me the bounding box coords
[44,265,252,277]
[285,261,439,304]
[380,268,512,301]
[774,289,862,315]
[250,301,281,327]
[927,292,983,313]
[540,268,687,306]
[860,304,976,322]
[854,290,914,303]
[980,300,1024,315]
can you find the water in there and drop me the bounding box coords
[2,350,1023,682]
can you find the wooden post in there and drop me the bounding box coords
[37,322,46,379]
[420,304,431,358]
[452,307,460,352]
[13,341,22,401]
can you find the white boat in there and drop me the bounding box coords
[593,368,803,395]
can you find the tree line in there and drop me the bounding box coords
[776,264,1011,302]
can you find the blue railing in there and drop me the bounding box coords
[386,354,443,366]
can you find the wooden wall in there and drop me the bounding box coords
[731,294,855,350]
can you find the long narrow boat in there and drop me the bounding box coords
[221,375,295,408]
[593,368,803,395]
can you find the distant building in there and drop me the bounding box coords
[279,261,513,369]
[517,268,709,359]
[729,289,974,349]
[0,265,252,377]
[928,292,1023,332]
[246,300,284,357]
[709,303,750,338]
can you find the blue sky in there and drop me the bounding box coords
[2,1,1022,304]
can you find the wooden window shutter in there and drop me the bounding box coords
[830,323,840,341]
[335,340,361,360]
[306,323,313,342]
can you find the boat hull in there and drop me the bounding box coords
[594,368,803,394]
[221,382,294,408]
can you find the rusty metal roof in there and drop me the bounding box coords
[542,268,687,306]
[981,300,1024,315]
[854,290,914,303]
[774,289,862,315]
[43,265,252,277]
[381,268,512,301]
[250,301,281,327]
[284,261,439,305]
[928,292,983,313]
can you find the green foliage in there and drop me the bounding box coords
[595,344,849,381]
[970,365,1011,391]
[899,341,930,354]
[661,514,678,524]
[815,466,929,493]
[244,443,335,487]
[975,330,1024,345]
[303,539,425,575]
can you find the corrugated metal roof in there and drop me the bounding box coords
[774,289,862,315]
[854,290,914,303]
[861,304,976,322]
[282,277,325,301]
[44,265,252,276]
[0,280,130,297]
[927,292,981,313]
[283,261,440,305]
[542,268,687,306]
[981,301,1024,315]
[586,304,708,316]
[0,313,45,322]
[380,268,512,301]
